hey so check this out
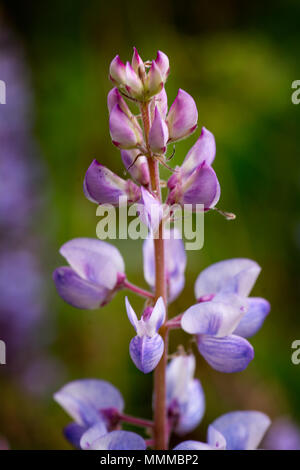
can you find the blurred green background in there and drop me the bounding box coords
[0,0,300,449]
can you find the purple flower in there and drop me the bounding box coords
[174,410,271,450]
[262,417,300,450]
[121,149,150,185]
[166,89,198,142]
[84,159,141,205]
[109,49,169,101]
[180,258,270,373]
[54,379,146,450]
[125,297,165,373]
[195,258,270,338]
[148,106,169,154]
[181,301,254,373]
[167,162,220,211]
[150,87,168,119]
[83,429,146,450]
[53,238,125,309]
[166,354,205,435]
[143,229,187,302]
[109,55,126,86]
[180,126,216,177]
[109,104,143,149]
[154,51,170,82]
[167,128,220,211]
[138,187,164,233]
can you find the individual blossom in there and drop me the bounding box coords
[174,411,271,450]
[166,89,198,142]
[166,354,205,435]
[181,300,254,373]
[167,127,220,211]
[54,379,146,450]
[194,258,270,338]
[125,296,165,373]
[148,106,169,154]
[150,87,168,120]
[143,228,187,302]
[83,159,141,205]
[109,103,143,149]
[138,187,164,233]
[53,238,125,309]
[120,149,150,186]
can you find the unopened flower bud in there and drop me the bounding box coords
[109,104,143,149]
[148,106,169,154]
[166,89,198,142]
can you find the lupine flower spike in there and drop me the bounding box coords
[53,48,271,450]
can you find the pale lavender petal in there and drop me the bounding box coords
[146,297,166,333]
[148,106,169,154]
[181,127,216,177]
[262,418,300,450]
[181,163,220,210]
[151,87,168,118]
[107,87,130,114]
[166,89,198,142]
[109,55,126,85]
[53,267,109,309]
[80,422,107,449]
[143,229,186,302]
[211,411,271,450]
[174,441,214,450]
[90,430,146,450]
[54,379,124,427]
[146,60,163,97]
[197,334,254,373]
[59,237,124,289]
[121,149,150,185]
[138,187,163,233]
[109,104,142,149]
[84,160,127,205]
[207,425,227,449]
[181,302,244,337]
[195,258,261,300]
[233,297,270,338]
[167,354,196,402]
[64,423,86,449]
[125,62,143,98]
[125,296,139,332]
[155,50,170,81]
[175,379,205,435]
[131,47,145,75]
[129,334,164,374]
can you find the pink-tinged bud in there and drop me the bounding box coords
[131,47,145,76]
[145,60,163,98]
[148,106,169,154]
[166,89,198,142]
[109,104,143,149]
[155,50,170,81]
[84,159,141,205]
[125,62,144,99]
[109,55,126,85]
[167,162,220,211]
[121,149,150,186]
[181,127,216,177]
[150,87,168,120]
[107,87,131,115]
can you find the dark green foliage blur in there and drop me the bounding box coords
[1,0,300,449]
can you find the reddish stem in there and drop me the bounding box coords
[119,413,154,429]
[141,101,169,450]
[123,279,154,299]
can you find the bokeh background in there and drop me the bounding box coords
[1,0,300,449]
